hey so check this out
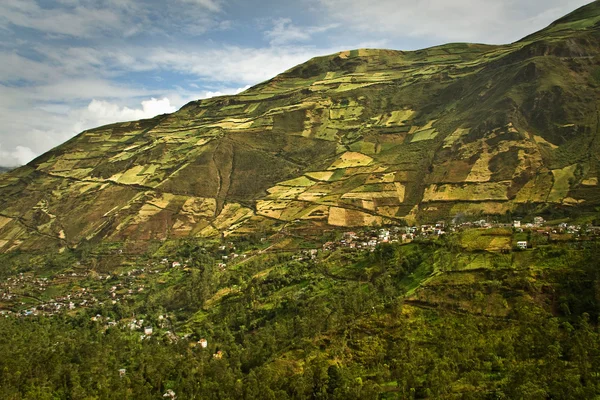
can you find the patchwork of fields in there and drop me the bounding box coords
[0,17,600,252]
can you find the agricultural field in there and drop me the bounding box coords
[0,1,599,254]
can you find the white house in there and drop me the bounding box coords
[144,326,153,336]
[199,338,208,348]
[517,241,528,250]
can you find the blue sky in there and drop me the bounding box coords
[0,0,592,166]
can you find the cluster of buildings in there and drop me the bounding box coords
[0,265,164,318]
[320,223,449,253]
[303,217,600,255]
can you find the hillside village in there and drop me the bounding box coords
[1,216,598,327]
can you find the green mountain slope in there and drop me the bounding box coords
[2,2,600,253]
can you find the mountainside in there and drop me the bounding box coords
[2,5,600,398]
[2,2,600,253]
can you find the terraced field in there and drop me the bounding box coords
[1,3,600,252]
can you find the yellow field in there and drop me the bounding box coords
[466,151,493,182]
[423,182,510,202]
[147,193,175,209]
[366,172,396,184]
[266,186,308,200]
[180,197,216,218]
[256,200,290,220]
[533,135,558,149]
[279,176,315,187]
[211,203,254,231]
[329,106,364,120]
[0,216,12,230]
[328,207,382,227]
[375,109,415,126]
[305,171,334,181]
[208,118,254,130]
[328,152,373,170]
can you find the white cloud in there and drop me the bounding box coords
[86,97,177,124]
[0,0,127,38]
[145,46,333,84]
[313,0,592,44]
[180,0,222,13]
[0,96,177,166]
[0,145,37,167]
[2,44,331,88]
[0,0,225,39]
[264,18,339,46]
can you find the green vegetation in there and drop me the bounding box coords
[0,234,600,398]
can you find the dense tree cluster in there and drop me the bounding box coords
[0,240,599,398]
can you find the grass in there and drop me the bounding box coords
[549,165,577,202]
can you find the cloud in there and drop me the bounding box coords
[0,145,37,167]
[145,46,333,84]
[313,0,592,44]
[2,43,331,89]
[179,0,222,13]
[264,18,339,46]
[0,0,226,39]
[0,0,128,38]
[86,97,177,124]
[0,96,178,167]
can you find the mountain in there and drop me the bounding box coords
[0,167,12,174]
[2,2,600,253]
[1,5,600,398]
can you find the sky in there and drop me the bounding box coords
[0,0,593,167]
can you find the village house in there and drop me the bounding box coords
[199,338,208,348]
[379,229,390,242]
[344,231,358,240]
[213,350,223,359]
[119,368,126,378]
[517,241,528,250]
[144,326,153,336]
[323,242,335,251]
